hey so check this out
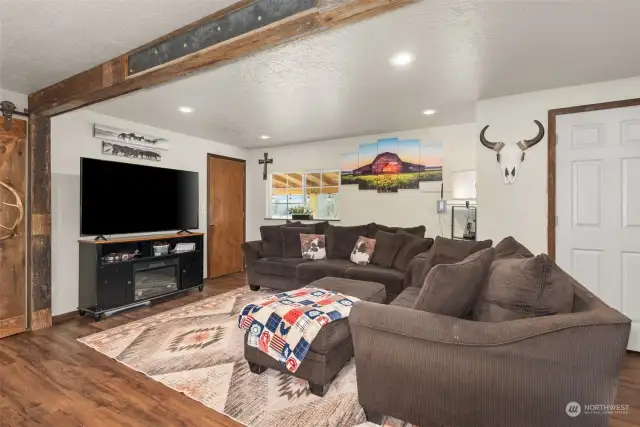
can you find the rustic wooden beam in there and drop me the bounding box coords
[29,0,417,116]
[28,115,52,330]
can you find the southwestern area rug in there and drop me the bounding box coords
[79,287,410,427]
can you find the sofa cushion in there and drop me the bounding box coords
[300,234,326,260]
[287,220,330,235]
[296,259,353,282]
[311,221,330,235]
[473,254,575,322]
[494,236,534,259]
[392,232,435,271]
[325,224,376,259]
[344,264,405,297]
[374,223,426,238]
[390,286,421,308]
[259,222,302,257]
[281,227,312,258]
[410,236,493,287]
[371,231,404,268]
[253,258,309,277]
[350,236,376,265]
[413,248,495,317]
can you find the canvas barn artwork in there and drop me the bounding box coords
[102,142,162,162]
[93,124,169,151]
[341,138,443,192]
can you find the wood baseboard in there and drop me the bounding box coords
[52,310,79,325]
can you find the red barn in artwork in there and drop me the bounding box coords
[353,152,426,176]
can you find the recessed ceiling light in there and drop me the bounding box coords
[260,135,271,140]
[389,51,415,67]
[178,106,194,113]
[423,109,437,116]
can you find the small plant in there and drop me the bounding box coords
[289,206,313,215]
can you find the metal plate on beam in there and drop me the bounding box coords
[127,0,317,76]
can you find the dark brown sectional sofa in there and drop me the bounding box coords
[349,236,632,427]
[241,222,432,301]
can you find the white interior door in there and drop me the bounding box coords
[556,105,640,351]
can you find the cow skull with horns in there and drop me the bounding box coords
[480,120,545,184]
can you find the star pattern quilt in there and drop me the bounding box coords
[238,287,360,373]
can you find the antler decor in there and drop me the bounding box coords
[0,179,24,241]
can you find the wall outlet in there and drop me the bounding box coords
[437,200,447,214]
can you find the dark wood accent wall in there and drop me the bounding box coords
[28,115,52,330]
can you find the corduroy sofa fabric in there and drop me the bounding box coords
[373,223,426,238]
[473,254,575,322]
[371,231,405,268]
[325,224,376,259]
[494,236,534,259]
[286,220,330,235]
[253,258,309,277]
[412,248,495,317]
[259,222,302,257]
[281,227,312,258]
[392,232,434,272]
[244,223,430,295]
[349,279,631,427]
[405,236,493,288]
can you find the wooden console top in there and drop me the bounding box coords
[79,232,204,245]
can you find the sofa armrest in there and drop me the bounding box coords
[241,240,263,266]
[349,302,630,427]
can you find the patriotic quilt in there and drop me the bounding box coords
[238,287,360,373]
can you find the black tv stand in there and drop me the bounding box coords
[94,235,108,241]
[78,233,204,321]
[177,229,194,235]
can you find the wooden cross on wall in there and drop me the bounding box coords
[259,152,273,180]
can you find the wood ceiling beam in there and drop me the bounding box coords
[28,0,418,116]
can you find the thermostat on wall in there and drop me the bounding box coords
[436,183,447,214]
[437,199,447,214]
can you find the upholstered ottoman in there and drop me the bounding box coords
[244,277,386,397]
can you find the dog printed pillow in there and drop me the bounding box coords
[350,236,376,265]
[300,234,327,260]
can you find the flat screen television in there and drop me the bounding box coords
[80,158,199,236]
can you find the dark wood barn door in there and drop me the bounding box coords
[208,155,245,279]
[0,118,27,338]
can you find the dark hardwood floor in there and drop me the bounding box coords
[0,272,638,427]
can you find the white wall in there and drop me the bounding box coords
[246,124,477,241]
[476,76,640,254]
[51,109,247,315]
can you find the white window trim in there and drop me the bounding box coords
[267,169,341,220]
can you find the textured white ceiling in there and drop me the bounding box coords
[3,0,640,148]
[0,0,238,92]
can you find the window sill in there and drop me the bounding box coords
[263,217,341,222]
